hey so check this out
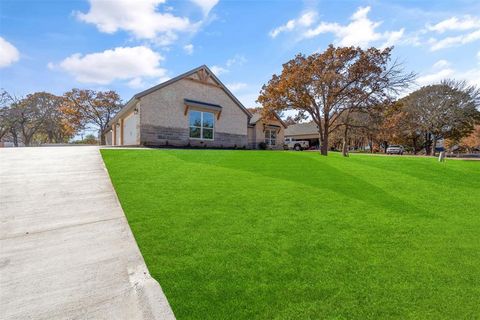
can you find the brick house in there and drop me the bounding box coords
[105,65,285,149]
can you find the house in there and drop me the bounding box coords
[105,65,284,149]
[248,112,287,149]
[284,122,320,148]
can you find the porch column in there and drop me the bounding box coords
[112,124,116,146]
[120,119,124,146]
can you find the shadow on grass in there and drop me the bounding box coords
[169,150,431,218]
[349,155,480,191]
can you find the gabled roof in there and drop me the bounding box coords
[249,111,287,128]
[108,65,252,128]
[285,122,319,136]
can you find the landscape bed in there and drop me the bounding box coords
[101,149,480,319]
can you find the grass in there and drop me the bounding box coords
[101,149,480,319]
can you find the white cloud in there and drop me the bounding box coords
[0,37,20,68]
[433,59,450,69]
[303,22,341,38]
[183,44,194,55]
[226,54,247,67]
[190,0,219,16]
[210,65,228,75]
[305,6,404,48]
[54,46,167,85]
[457,68,480,87]
[416,60,480,88]
[127,77,147,89]
[429,29,480,51]
[427,16,480,33]
[270,20,296,38]
[381,28,405,48]
[269,11,317,38]
[152,31,179,46]
[76,0,218,45]
[422,15,480,51]
[416,68,455,86]
[210,54,247,76]
[226,82,247,92]
[272,7,404,48]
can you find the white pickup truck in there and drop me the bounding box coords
[284,138,309,151]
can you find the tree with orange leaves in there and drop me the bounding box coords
[258,45,414,155]
[62,89,122,145]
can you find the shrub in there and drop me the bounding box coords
[258,142,267,150]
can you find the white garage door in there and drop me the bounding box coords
[123,114,138,145]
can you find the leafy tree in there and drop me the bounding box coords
[41,95,78,143]
[10,92,64,146]
[446,124,480,153]
[62,89,122,145]
[75,133,98,145]
[1,90,80,146]
[0,90,17,140]
[283,111,308,126]
[459,125,480,152]
[402,80,480,156]
[258,45,414,155]
[247,107,262,114]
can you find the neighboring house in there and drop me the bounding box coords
[248,112,287,149]
[105,65,284,149]
[284,122,320,148]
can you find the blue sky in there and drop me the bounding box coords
[1,0,480,108]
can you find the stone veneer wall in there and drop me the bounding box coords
[141,124,247,148]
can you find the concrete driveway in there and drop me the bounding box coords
[0,146,175,320]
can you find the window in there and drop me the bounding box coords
[189,110,214,140]
[265,129,276,146]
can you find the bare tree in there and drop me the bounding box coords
[0,90,20,141]
[402,80,480,156]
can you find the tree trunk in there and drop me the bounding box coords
[320,125,329,156]
[431,135,437,157]
[342,125,349,157]
[47,131,54,143]
[10,128,18,147]
[318,131,322,152]
[100,134,106,145]
[425,133,432,155]
[23,134,31,147]
[412,137,417,155]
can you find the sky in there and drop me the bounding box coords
[1,0,480,110]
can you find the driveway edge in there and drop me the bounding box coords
[99,149,176,320]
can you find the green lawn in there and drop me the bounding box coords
[101,149,480,319]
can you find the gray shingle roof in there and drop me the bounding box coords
[249,113,262,125]
[248,112,287,128]
[285,122,319,136]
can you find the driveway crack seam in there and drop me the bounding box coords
[0,216,123,241]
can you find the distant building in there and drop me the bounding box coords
[284,122,320,148]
